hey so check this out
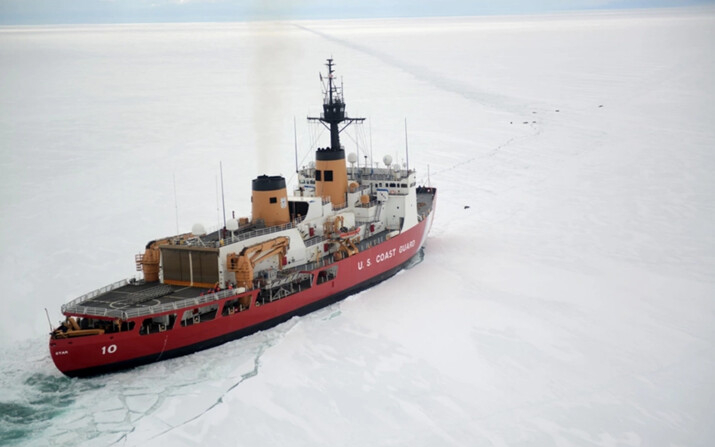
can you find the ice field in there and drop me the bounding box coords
[1,8,714,446]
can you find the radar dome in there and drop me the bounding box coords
[347,152,357,164]
[226,219,239,231]
[383,155,393,167]
[191,223,206,236]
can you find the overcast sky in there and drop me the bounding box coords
[1,0,714,25]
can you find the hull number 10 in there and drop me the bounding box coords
[101,344,117,355]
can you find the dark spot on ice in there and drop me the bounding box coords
[464,205,470,209]
[598,104,604,108]
[555,109,560,112]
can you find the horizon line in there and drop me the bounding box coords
[1,4,714,28]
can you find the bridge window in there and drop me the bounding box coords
[270,197,277,204]
[315,170,322,181]
[324,170,333,182]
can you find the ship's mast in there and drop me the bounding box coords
[308,58,365,150]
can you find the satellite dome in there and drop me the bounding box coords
[383,155,393,167]
[347,152,357,164]
[191,223,206,236]
[226,219,239,231]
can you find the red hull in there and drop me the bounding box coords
[50,213,433,377]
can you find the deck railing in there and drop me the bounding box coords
[181,221,297,249]
[298,254,335,273]
[61,277,138,314]
[62,285,241,320]
[224,221,296,246]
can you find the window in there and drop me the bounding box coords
[317,266,338,285]
[222,296,251,316]
[324,170,333,182]
[256,272,313,305]
[269,197,277,204]
[79,317,135,334]
[315,170,322,181]
[139,314,176,335]
[289,200,309,220]
[181,304,218,327]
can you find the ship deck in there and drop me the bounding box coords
[64,187,436,320]
[72,282,210,314]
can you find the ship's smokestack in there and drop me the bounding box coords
[315,148,348,207]
[251,175,289,227]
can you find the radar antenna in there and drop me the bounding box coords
[308,58,365,151]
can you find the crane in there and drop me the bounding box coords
[226,236,291,289]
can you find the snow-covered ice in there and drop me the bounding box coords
[1,8,714,446]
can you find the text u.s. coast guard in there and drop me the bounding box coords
[357,239,415,270]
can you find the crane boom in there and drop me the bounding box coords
[226,236,291,289]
